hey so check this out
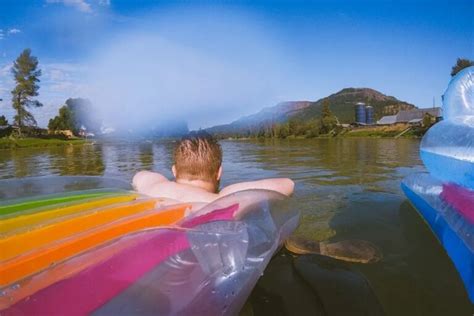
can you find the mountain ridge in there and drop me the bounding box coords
[206,88,416,135]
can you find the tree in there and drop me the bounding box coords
[451,58,474,77]
[0,115,8,126]
[422,113,433,128]
[65,98,100,133]
[306,119,320,138]
[278,122,289,138]
[11,49,43,134]
[48,98,100,135]
[320,100,338,134]
[48,105,75,131]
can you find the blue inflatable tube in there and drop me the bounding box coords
[404,67,474,303]
[402,174,474,303]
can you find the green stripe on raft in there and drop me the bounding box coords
[0,190,127,217]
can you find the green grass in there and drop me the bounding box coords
[0,137,88,149]
[344,130,401,138]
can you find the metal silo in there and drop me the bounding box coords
[365,105,374,125]
[355,102,366,124]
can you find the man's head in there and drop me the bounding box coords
[172,131,222,192]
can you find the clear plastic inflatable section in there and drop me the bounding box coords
[420,66,474,189]
[0,186,299,315]
[442,66,474,120]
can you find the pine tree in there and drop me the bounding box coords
[11,49,42,134]
[320,100,338,134]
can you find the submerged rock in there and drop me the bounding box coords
[285,236,382,264]
[247,253,327,315]
[247,251,384,316]
[294,254,385,316]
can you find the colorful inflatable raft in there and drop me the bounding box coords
[0,177,299,315]
[402,66,474,303]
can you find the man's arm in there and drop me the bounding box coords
[219,178,295,197]
[132,171,169,193]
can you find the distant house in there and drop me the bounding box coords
[377,107,442,125]
[78,125,95,138]
[408,118,423,126]
[48,129,74,138]
[396,108,442,123]
[377,115,397,125]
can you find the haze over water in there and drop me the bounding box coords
[0,138,472,315]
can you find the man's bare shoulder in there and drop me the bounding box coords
[132,170,169,192]
[133,172,218,203]
[219,178,295,197]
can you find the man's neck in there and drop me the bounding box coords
[176,178,216,193]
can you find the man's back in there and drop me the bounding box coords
[133,132,294,207]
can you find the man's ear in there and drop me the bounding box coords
[172,165,177,178]
[217,165,222,181]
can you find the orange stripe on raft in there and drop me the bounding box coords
[0,204,188,287]
[0,194,139,236]
[0,199,159,262]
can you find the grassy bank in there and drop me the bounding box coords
[343,124,425,138]
[0,137,89,149]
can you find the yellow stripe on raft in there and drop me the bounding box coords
[0,194,138,236]
[0,204,189,287]
[0,199,160,262]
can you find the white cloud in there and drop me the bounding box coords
[98,0,110,6]
[0,30,4,40]
[0,64,12,76]
[46,0,92,13]
[7,28,21,35]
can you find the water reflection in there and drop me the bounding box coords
[50,144,105,176]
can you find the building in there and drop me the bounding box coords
[377,107,442,125]
[395,108,442,123]
[365,105,375,125]
[376,115,397,125]
[355,102,366,124]
[354,102,377,125]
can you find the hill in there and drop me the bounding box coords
[205,101,312,135]
[206,88,416,136]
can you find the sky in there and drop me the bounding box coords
[0,0,472,129]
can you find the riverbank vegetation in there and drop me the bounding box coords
[212,103,431,140]
[217,123,428,140]
[0,137,88,149]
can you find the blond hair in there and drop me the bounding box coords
[173,132,222,185]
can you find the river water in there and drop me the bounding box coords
[0,138,472,315]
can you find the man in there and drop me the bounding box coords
[133,132,294,206]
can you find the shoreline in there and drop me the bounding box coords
[0,132,422,150]
[0,138,89,150]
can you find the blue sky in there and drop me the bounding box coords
[0,0,472,128]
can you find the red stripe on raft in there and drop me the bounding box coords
[441,184,474,224]
[4,204,239,316]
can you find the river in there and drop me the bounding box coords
[0,138,471,315]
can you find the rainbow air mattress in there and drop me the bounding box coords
[0,177,299,315]
[402,66,474,303]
